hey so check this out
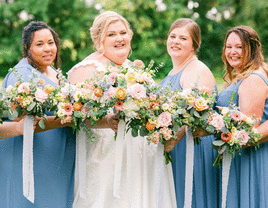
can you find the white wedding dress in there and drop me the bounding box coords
[68,60,177,208]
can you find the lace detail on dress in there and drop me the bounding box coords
[67,59,107,76]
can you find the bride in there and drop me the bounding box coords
[68,11,176,208]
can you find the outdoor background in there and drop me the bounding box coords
[1,0,268,91]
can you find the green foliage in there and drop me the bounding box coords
[0,0,267,80]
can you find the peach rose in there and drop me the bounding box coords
[35,88,48,103]
[73,102,83,111]
[38,78,45,85]
[104,86,116,100]
[149,93,156,100]
[221,132,232,143]
[94,88,103,97]
[146,121,155,131]
[44,84,55,94]
[116,88,127,100]
[128,83,147,99]
[193,97,209,111]
[158,111,172,127]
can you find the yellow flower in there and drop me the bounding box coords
[116,88,127,100]
[44,84,55,94]
[125,71,136,84]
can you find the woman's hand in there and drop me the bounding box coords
[164,139,177,152]
[14,116,38,135]
[106,113,119,132]
[192,126,210,138]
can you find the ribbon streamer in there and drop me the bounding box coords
[221,152,232,208]
[113,120,126,198]
[76,129,87,199]
[23,115,35,203]
[184,127,194,208]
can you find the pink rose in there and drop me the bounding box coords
[141,73,154,83]
[158,111,172,127]
[104,86,117,100]
[193,97,209,111]
[17,82,30,94]
[35,88,48,103]
[149,93,156,100]
[128,83,147,99]
[209,114,225,131]
[133,59,145,68]
[108,72,118,84]
[237,130,250,146]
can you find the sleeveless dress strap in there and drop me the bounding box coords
[252,72,268,85]
[67,59,107,76]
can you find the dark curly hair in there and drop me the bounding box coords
[22,21,61,70]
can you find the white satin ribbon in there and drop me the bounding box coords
[76,129,87,199]
[155,143,165,208]
[23,115,35,203]
[184,126,194,208]
[221,152,232,208]
[113,120,126,198]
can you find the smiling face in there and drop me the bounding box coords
[102,20,131,65]
[28,29,57,70]
[167,26,195,61]
[224,32,243,72]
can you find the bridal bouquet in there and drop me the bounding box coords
[0,90,11,123]
[171,84,217,144]
[2,68,59,128]
[207,104,261,167]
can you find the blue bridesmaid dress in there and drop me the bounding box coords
[160,68,219,208]
[217,72,268,208]
[0,58,76,208]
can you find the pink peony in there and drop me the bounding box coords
[209,114,225,131]
[237,130,250,146]
[128,83,147,99]
[35,88,48,103]
[158,111,172,127]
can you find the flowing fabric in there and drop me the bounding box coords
[217,72,268,208]
[70,60,177,208]
[160,67,220,208]
[0,59,76,208]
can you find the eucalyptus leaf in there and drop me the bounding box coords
[140,126,149,137]
[38,119,46,129]
[193,110,200,118]
[27,102,36,111]
[213,140,225,146]
[8,110,19,120]
[131,128,138,137]
[218,144,227,154]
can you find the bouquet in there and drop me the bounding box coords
[52,79,108,142]
[206,103,262,168]
[0,89,11,124]
[171,84,217,145]
[3,68,59,128]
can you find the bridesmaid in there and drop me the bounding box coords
[162,18,219,207]
[0,21,75,207]
[217,26,268,207]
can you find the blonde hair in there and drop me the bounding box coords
[90,11,133,54]
[222,25,268,85]
[168,18,201,52]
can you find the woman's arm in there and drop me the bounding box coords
[239,74,268,145]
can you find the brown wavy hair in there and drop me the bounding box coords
[222,25,268,85]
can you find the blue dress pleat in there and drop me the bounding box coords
[0,59,76,208]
